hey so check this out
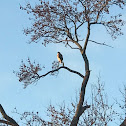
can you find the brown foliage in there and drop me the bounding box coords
[20,0,126,45]
[14,58,42,88]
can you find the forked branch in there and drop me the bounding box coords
[0,104,19,126]
[39,66,84,78]
[15,60,84,88]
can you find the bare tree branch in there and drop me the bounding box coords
[65,40,80,50]
[80,105,91,116]
[89,40,114,48]
[76,21,86,30]
[39,66,84,78]
[63,16,82,50]
[19,0,126,125]
[67,44,80,50]
[83,22,90,53]
[0,119,15,126]
[96,1,108,22]
[0,104,19,126]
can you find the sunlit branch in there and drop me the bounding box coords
[74,23,79,42]
[80,105,90,116]
[83,22,90,53]
[0,104,19,126]
[39,66,84,78]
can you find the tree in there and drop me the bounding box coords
[0,104,19,126]
[12,0,126,125]
[9,77,115,126]
[42,77,117,126]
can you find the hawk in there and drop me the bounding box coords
[57,52,64,66]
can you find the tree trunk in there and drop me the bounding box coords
[70,52,90,126]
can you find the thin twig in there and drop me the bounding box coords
[66,41,80,50]
[89,40,114,48]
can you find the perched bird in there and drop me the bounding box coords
[57,52,64,66]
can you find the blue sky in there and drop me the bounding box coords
[0,0,126,125]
